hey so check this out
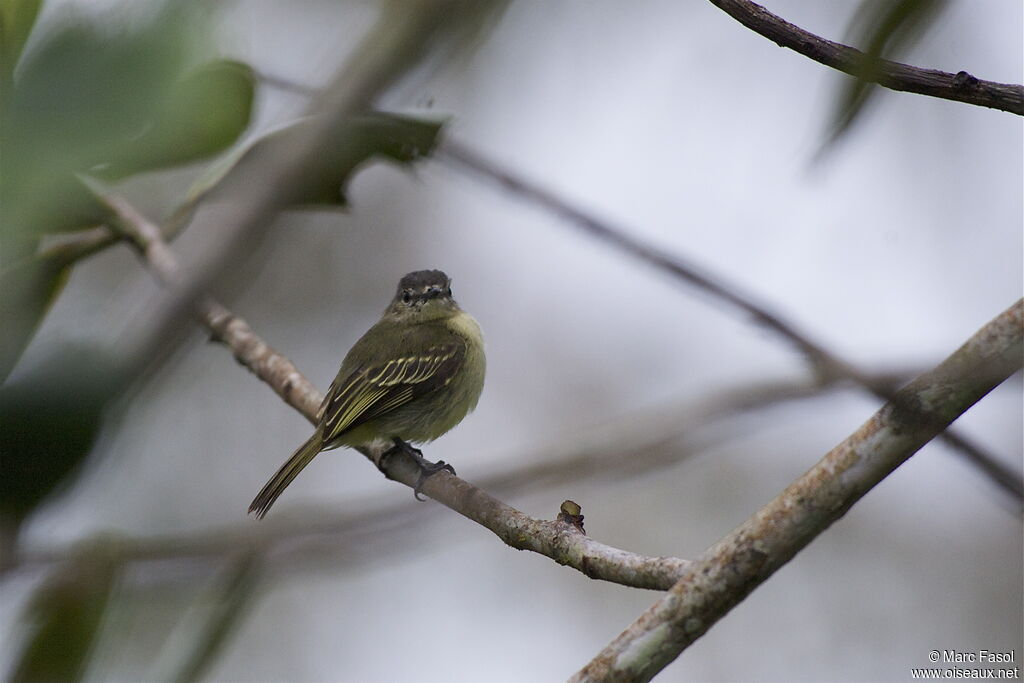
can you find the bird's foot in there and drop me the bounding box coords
[378,438,456,501]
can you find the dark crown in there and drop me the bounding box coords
[397,270,450,294]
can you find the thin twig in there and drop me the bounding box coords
[435,139,1024,510]
[708,0,1023,115]
[572,299,1023,682]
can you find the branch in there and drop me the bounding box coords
[98,194,322,420]
[708,0,1023,115]
[94,190,692,591]
[571,299,1023,682]
[435,139,1024,510]
[8,368,889,583]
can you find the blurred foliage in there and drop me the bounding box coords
[0,0,254,381]
[7,540,122,683]
[195,112,447,210]
[0,3,451,383]
[825,0,949,150]
[0,4,478,682]
[1,1,255,235]
[0,257,69,384]
[97,59,255,181]
[0,344,129,530]
[5,3,191,235]
[0,0,42,87]
[169,553,262,683]
[377,0,511,77]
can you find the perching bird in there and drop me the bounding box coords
[248,270,485,519]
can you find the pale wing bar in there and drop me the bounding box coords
[321,344,463,439]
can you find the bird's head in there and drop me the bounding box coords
[386,269,460,322]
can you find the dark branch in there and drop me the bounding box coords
[708,0,1023,115]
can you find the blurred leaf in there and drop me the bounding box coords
[379,0,511,77]
[0,2,215,237]
[0,0,42,81]
[824,0,949,151]
[169,554,262,683]
[99,60,256,179]
[5,6,191,174]
[2,172,116,244]
[0,344,127,525]
[8,540,122,683]
[0,257,69,384]
[193,112,446,209]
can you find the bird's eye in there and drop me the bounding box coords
[402,290,413,304]
[445,286,452,297]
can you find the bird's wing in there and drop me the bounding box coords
[319,341,465,442]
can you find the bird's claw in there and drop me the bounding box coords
[378,438,456,500]
[413,460,456,501]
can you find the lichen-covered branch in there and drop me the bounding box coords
[384,455,692,590]
[571,299,1023,682]
[708,0,1023,115]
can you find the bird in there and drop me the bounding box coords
[248,269,485,519]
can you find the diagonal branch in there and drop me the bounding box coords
[98,193,322,418]
[436,139,1024,510]
[572,298,1023,682]
[708,0,1023,115]
[95,190,692,591]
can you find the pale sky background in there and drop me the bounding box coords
[2,1,1022,681]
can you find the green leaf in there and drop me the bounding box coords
[0,257,68,384]
[8,541,122,683]
[5,8,191,176]
[0,344,127,522]
[191,112,446,209]
[824,0,949,151]
[99,60,256,179]
[0,0,42,81]
[0,2,211,237]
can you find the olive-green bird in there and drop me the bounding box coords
[249,270,485,519]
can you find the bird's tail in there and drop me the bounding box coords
[248,432,324,519]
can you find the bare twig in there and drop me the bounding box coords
[435,139,1024,510]
[571,299,1023,682]
[708,0,1023,115]
[37,226,120,269]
